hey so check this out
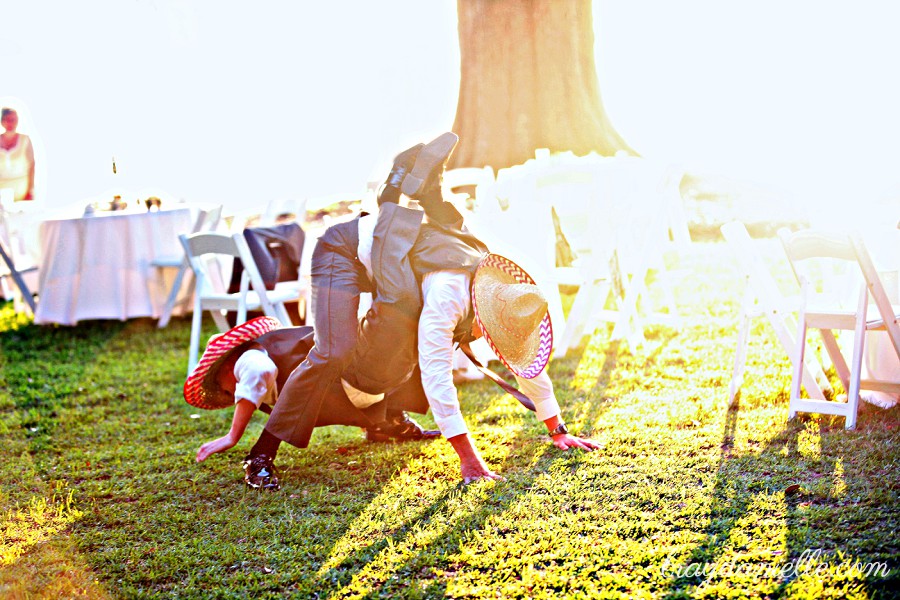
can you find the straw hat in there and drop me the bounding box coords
[472,254,553,379]
[183,316,283,410]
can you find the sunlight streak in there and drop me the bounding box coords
[314,391,552,596]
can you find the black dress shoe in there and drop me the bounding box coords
[242,454,281,491]
[377,143,424,205]
[366,412,442,443]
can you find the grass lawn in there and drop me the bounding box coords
[1,238,898,599]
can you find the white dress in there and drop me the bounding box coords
[0,134,34,202]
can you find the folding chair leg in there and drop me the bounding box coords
[844,288,869,430]
[546,287,567,359]
[767,312,829,401]
[157,262,188,328]
[175,275,196,315]
[820,329,851,393]
[188,299,203,376]
[611,269,647,346]
[273,303,292,326]
[557,279,606,357]
[210,309,230,332]
[728,308,753,407]
[788,310,809,420]
[0,241,36,314]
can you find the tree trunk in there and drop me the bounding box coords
[450,0,634,171]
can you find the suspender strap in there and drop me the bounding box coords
[458,342,536,412]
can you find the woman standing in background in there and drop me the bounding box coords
[0,108,35,202]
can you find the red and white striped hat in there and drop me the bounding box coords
[183,316,283,410]
[472,254,553,379]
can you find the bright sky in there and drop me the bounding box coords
[6,0,900,214]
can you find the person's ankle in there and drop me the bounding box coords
[378,143,423,206]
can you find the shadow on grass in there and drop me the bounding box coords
[0,317,157,597]
[303,349,612,597]
[311,438,572,597]
[0,317,134,447]
[662,398,900,598]
[564,329,677,431]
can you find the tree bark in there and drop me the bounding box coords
[450,0,634,171]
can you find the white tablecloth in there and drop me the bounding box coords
[34,208,194,325]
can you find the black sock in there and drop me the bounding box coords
[385,409,405,421]
[249,429,282,459]
[418,183,449,218]
[377,184,401,206]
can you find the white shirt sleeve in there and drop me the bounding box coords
[418,270,563,437]
[233,349,278,408]
[418,270,472,438]
[357,213,376,280]
[514,370,560,424]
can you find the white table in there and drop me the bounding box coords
[34,208,194,325]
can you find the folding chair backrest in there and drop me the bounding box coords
[236,222,305,291]
[535,162,609,259]
[195,205,223,234]
[851,235,900,357]
[778,230,900,356]
[442,166,495,210]
[261,198,307,226]
[777,228,864,311]
[721,221,793,309]
[180,232,241,296]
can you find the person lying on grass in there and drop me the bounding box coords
[185,316,440,466]
[186,132,599,489]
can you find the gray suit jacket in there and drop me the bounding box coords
[343,202,488,394]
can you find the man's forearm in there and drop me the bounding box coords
[447,432,480,463]
[447,432,502,482]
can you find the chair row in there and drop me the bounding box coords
[444,152,691,360]
[179,226,308,374]
[722,221,900,429]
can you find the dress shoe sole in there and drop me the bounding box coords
[366,431,442,443]
[400,132,459,197]
[245,480,281,491]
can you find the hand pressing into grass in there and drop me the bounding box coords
[448,433,505,484]
[196,399,256,463]
[550,433,601,452]
[545,415,600,451]
[197,433,239,462]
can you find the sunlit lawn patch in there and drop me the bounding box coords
[1,239,897,598]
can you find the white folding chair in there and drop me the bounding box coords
[240,222,308,325]
[477,162,569,357]
[259,197,307,226]
[154,205,223,328]
[442,166,495,213]
[540,155,680,355]
[533,157,624,354]
[720,221,833,406]
[180,231,298,374]
[778,228,900,429]
[602,156,682,329]
[0,209,38,315]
